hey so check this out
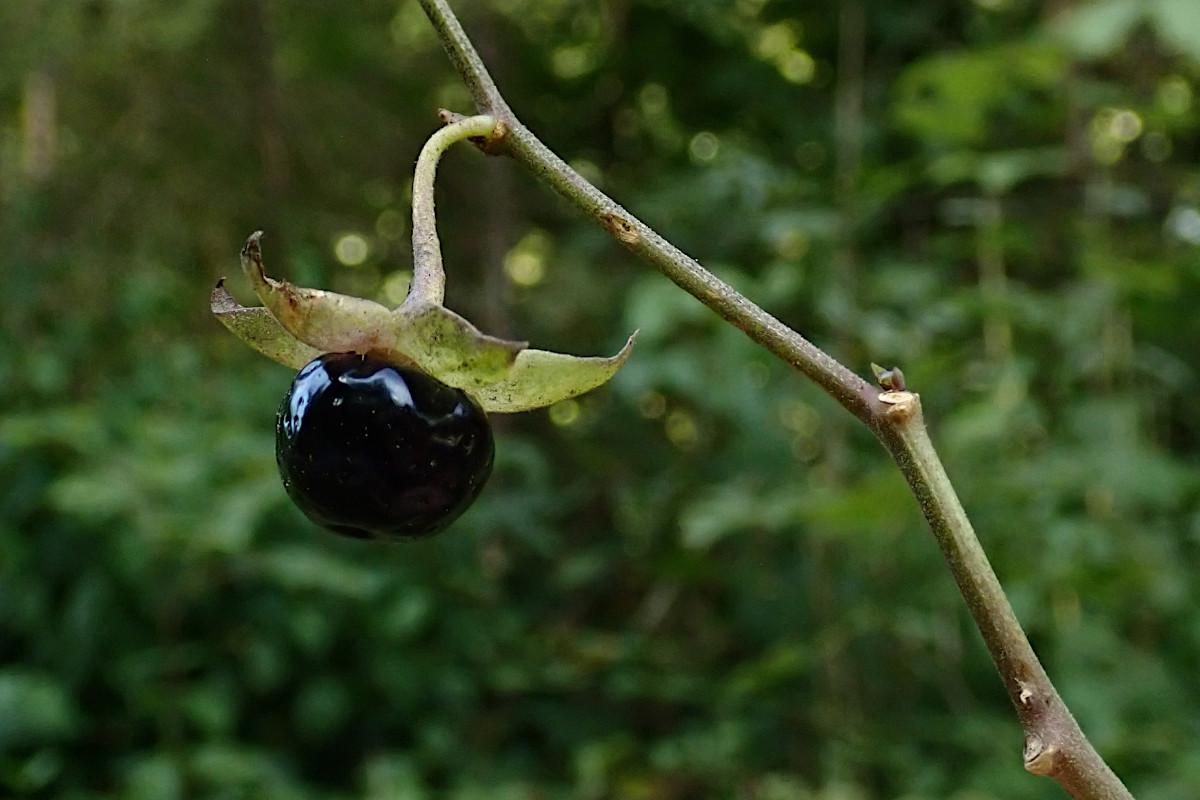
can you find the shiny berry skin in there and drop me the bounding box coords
[275,352,494,540]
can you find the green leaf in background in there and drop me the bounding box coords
[0,669,78,748]
[5,0,1200,797]
[1052,0,1200,65]
[1150,0,1200,64]
[1050,0,1144,58]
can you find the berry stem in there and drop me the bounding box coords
[407,114,497,308]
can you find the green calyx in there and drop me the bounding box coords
[212,115,632,412]
[212,234,634,413]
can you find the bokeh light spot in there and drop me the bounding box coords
[778,50,815,84]
[1167,207,1200,245]
[382,270,412,305]
[688,132,720,163]
[549,399,581,426]
[551,45,595,79]
[638,391,667,419]
[1158,76,1192,115]
[375,209,406,241]
[505,253,544,287]
[1142,131,1171,162]
[665,409,700,450]
[334,233,370,267]
[504,230,552,287]
[1108,110,1142,143]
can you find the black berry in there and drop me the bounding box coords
[275,352,494,540]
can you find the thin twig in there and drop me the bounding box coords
[874,395,1132,800]
[415,2,1135,798]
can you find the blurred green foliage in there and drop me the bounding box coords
[2,0,1200,798]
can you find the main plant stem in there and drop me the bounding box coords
[407,114,496,307]
[416,2,1135,797]
[874,394,1131,800]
